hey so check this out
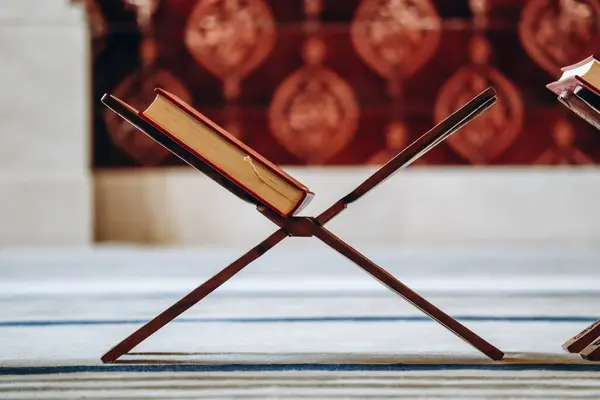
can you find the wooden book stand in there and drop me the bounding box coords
[551,83,600,362]
[547,56,600,132]
[100,87,504,363]
[558,91,600,361]
[563,321,600,361]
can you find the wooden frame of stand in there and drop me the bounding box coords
[563,321,600,361]
[100,87,505,363]
[556,87,600,362]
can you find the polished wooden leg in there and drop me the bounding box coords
[312,225,504,361]
[563,320,600,354]
[581,335,600,361]
[101,229,288,363]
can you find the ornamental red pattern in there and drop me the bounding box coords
[535,118,595,165]
[89,0,600,168]
[519,0,600,77]
[184,0,276,83]
[268,63,360,164]
[434,37,525,164]
[350,0,441,79]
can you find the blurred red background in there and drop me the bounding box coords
[87,0,600,168]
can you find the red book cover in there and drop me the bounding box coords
[138,89,314,217]
[546,55,600,96]
[103,92,314,217]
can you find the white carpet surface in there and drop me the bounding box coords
[0,244,599,398]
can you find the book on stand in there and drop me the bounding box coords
[547,55,600,131]
[103,89,313,218]
[548,55,600,361]
[103,87,496,220]
[100,86,506,364]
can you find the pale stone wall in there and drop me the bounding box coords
[95,167,600,247]
[0,0,91,245]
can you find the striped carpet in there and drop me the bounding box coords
[1,245,599,398]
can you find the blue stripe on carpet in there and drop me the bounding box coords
[5,290,600,299]
[2,363,600,375]
[0,315,597,327]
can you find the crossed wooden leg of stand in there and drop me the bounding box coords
[101,199,505,363]
[101,87,504,363]
[563,320,600,361]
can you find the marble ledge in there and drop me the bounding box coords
[0,172,91,246]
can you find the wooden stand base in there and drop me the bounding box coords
[563,320,600,353]
[102,203,504,363]
[562,320,600,361]
[581,338,600,361]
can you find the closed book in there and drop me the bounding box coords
[548,56,600,132]
[104,89,314,217]
[547,55,600,96]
